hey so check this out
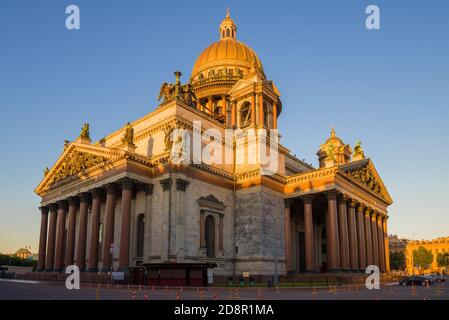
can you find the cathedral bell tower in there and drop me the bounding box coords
[317,128,352,168]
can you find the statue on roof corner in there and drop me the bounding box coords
[121,122,135,145]
[80,123,90,139]
[158,71,196,106]
[326,143,336,161]
[353,140,365,159]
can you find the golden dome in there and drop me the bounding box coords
[325,128,344,146]
[190,10,264,82]
[191,38,264,80]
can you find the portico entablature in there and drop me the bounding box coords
[282,159,392,213]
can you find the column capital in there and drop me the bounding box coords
[48,203,58,212]
[91,187,103,199]
[176,178,190,191]
[105,183,117,194]
[338,194,349,203]
[325,190,338,200]
[364,207,372,217]
[118,177,134,190]
[302,195,313,204]
[79,192,91,203]
[67,196,79,207]
[39,206,49,214]
[144,183,154,195]
[356,203,365,213]
[160,178,172,191]
[57,200,67,211]
[371,211,379,220]
[284,198,294,207]
[348,199,357,208]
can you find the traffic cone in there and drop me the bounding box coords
[231,288,240,300]
[256,289,263,300]
[144,291,149,300]
[411,284,417,296]
[131,289,136,300]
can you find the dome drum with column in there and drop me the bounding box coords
[185,10,280,128]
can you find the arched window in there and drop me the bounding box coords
[226,28,230,37]
[239,102,251,127]
[136,214,145,258]
[205,215,215,258]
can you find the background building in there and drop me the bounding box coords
[388,235,408,272]
[405,237,449,275]
[14,248,33,259]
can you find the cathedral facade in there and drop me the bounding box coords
[34,12,393,285]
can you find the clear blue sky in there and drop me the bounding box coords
[1,0,448,253]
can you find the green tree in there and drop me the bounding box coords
[0,254,37,269]
[437,252,449,267]
[390,251,405,270]
[413,246,433,270]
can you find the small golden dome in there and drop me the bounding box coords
[190,9,264,81]
[325,128,344,145]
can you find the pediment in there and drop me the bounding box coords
[197,194,226,211]
[340,159,393,204]
[228,79,255,96]
[35,142,125,195]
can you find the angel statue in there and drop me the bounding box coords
[182,83,196,105]
[158,82,174,103]
[80,123,90,139]
[121,122,134,145]
[43,167,50,176]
